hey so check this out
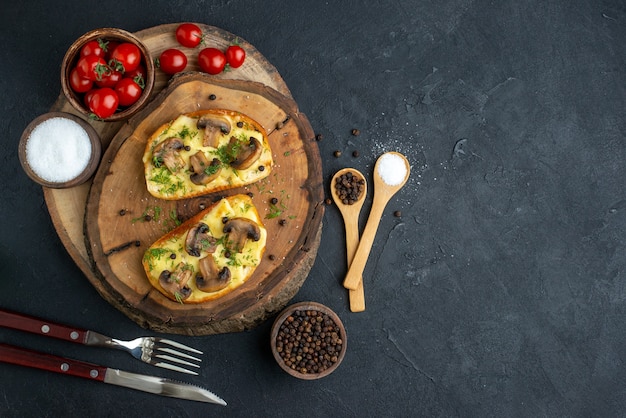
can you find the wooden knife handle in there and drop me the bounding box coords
[0,308,89,344]
[0,343,107,381]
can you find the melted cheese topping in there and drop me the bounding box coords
[142,194,266,303]
[142,110,273,200]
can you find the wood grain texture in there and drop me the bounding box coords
[42,24,323,335]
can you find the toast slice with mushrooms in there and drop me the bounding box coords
[142,109,273,200]
[142,194,267,303]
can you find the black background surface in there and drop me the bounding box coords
[1,1,625,416]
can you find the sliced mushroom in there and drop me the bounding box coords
[197,115,231,148]
[185,222,216,257]
[223,217,261,253]
[228,136,263,170]
[189,151,222,185]
[158,263,193,302]
[152,137,185,173]
[196,255,231,292]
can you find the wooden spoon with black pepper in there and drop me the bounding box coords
[331,168,368,312]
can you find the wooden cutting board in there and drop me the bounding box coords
[43,24,324,335]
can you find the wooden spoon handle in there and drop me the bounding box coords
[343,201,386,290]
[344,215,365,312]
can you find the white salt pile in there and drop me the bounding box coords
[377,153,408,186]
[26,117,92,183]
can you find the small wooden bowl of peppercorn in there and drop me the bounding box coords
[61,27,155,121]
[270,301,347,380]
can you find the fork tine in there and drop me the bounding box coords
[156,347,202,363]
[155,338,203,355]
[149,359,199,375]
[147,337,203,375]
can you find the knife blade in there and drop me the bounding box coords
[0,343,226,406]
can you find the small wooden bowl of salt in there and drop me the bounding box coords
[18,112,101,188]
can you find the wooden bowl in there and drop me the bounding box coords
[18,112,102,188]
[270,301,347,380]
[60,28,155,121]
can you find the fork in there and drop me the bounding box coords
[0,308,202,375]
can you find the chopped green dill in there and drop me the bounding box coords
[174,291,184,304]
[153,206,162,222]
[211,137,248,164]
[266,203,282,219]
[200,237,214,249]
[241,202,252,213]
[226,254,242,267]
[204,160,222,176]
[265,191,289,219]
[162,179,185,196]
[283,151,291,157]
[181,263,195,272]
[169,210,181,227]
[151,167,171,185]
[143,247,173,271]
[152,155,163,168]
[176,125,198,141]
[132,206,180,232]
[144,247,171,260]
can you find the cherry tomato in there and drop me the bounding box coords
[95,70,122,88]
[114,78,143,107]
[198,48,226,75]
[105,41,120,59]
[159,49,188,75]
[76,55,109,81]
[88,88,119,119]
[175,23,203,48]
[124,63,146,80]
[109,42,141,73]
[80,39,107,58]
[225,45,246,68]
[69,68,93,93]
[83,89,97,108]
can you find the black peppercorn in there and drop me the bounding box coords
[315,133,323,141]
[334,170,365,205]
[209,94,216,100]
[352,150,359,157]
[394,210,402,217]
[119,209,126,216]
[270,197,278,205]
[259,165,265,171]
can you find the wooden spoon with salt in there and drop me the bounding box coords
[331,168,368,312]
[343,152,410,291]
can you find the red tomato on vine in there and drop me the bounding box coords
[198,48,226,75]
[175,23,204,48]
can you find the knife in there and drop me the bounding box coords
[0,343,226,406]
